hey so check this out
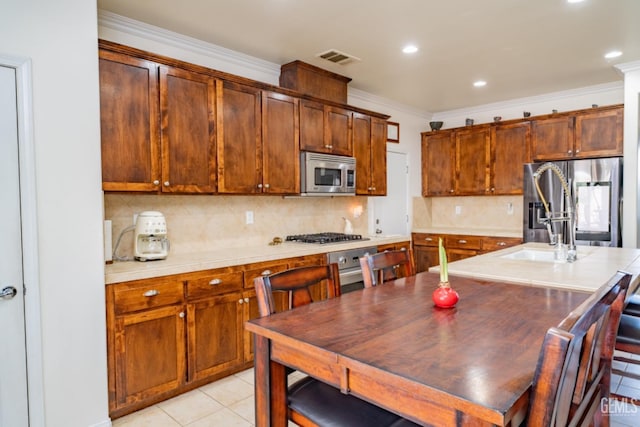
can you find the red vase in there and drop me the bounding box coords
[432,282,459,308]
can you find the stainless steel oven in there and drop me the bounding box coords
[327,246,377,293]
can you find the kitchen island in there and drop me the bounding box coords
[432,242,640,292]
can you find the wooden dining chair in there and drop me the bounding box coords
[359,248,415,288]
[611,292,640,401]
[254,264,418,427]
[526,270,631,426]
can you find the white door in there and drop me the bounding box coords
[0,64,30,426]
[372,151,409,236]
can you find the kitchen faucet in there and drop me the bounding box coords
[532,162,578,262]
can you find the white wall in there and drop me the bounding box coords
[1,1,109,426]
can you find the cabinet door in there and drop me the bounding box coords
[114,305,186,407]
[187,292,244,382]
[159,66,217,193]
[414,246,439,273]
[217,81,262,193]
[326,106,353,156]
[242,289,260,363]
[447,249,477,262]
[353,113,372,194]
[574,108,623,158]
[422,131,454,196]
[369,117,388,196]
[299,100,327,152]
[455,127,491,195]
[262,91,300,194]
[99,50,160,192]
[532,116,574,161]
[491,122,531,195]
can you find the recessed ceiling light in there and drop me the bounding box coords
[604,50,623,59]
[402,45,418,54]
[473,80,487,87]
[567,0,585,3]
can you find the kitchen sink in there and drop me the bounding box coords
[500,248,563,263]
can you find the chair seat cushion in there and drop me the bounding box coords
[617,313,640,346]
[288,376,414,427]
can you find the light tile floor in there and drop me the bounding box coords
[114,352,640,427]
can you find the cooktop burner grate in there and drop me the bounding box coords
[285,232,365,244]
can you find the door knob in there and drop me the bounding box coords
[1,286,17,300]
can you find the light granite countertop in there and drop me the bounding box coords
[431,242,640,293]
[412,227,522,238]
[105,235,410,284]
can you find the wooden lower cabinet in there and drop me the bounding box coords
[412,232,522,273]
[106,253,326,418]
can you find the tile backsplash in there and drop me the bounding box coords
[105,194,369,257]
[413,195,523,232]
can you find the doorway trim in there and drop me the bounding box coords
[1,54,45,426]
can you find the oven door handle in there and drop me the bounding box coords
[339,268,365,285]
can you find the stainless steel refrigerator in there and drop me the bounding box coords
[523,157,623,247]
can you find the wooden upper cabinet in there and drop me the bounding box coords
[299,100,353,156]
[354,115,387,196]
[491,121,531,195]
[261,91,300,194]
[422,131,455,196]
[369,117,388,196]
[531,116,575,160]
[326,106,353,156]
[159,66,217,193]
[575,107,623,158]
[455,126,491,195]
[99,50,160,192]
[217,81,262,193]
[532,106,623,161]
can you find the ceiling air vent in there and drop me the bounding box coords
[316,49,360,65]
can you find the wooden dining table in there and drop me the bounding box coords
[245,272,591,426]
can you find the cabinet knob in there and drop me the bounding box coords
[497,242,506,246]
[425,237,433,241]
[261,270,272,276]
[143,289,159,297]
[576,149,580,154]
[244,297,250,303]
[179,312,185,318]
[163,181,170,187]
[153,180,160,186]
[458,239,467,244]
[450,189,454,193]
[257,183,263,189]
[491,187,495,192]
[209,279,222,286]
[264,183,270,189]
[567,150,573,155]
[238,298,244,304]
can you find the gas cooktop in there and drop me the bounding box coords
[285,232,367,244]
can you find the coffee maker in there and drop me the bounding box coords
[134,211,170,261]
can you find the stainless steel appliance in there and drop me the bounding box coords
[285,232,375,293]
[327,246,378,293]
[300,152,356,196]
[523,157,623,247]
[134,211,170,261]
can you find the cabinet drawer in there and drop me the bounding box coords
[186,270,243,300]
[244,261,289,288]
[445,236,483,250]
[482,237,522,252]
[412,233,441,247]
[113,279,184,314]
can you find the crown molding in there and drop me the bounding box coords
[98,10,280,77]
[434,81,623,120]
[348,88,431,120]
[615,61,640,74]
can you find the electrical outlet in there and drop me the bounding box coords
[507,202,514,215]
[455,206,462,215]
[245,211,254,225]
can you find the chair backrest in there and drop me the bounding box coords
[253,263,341,317]
[526,270,631,427]
[359,248,415,288]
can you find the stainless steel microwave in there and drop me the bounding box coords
[300,152,356,195]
